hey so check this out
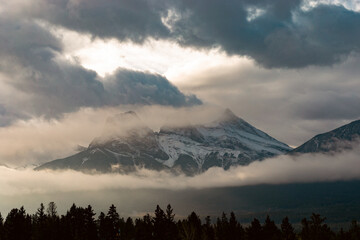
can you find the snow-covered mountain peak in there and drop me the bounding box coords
[159,125,205,143]
[36,108,292,175]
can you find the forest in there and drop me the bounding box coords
[0,202,359,240]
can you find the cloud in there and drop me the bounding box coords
[0,105,221,166]
[169,1,360,68]
[13,0,360,68]
[104,68,201,106]
[1,143,360,196]
[172,53,360,146]
[0,14,201,126]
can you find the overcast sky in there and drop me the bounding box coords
[1,0,360,165]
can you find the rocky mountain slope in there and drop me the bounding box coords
[291,120,360,154]
[36,109,292,175]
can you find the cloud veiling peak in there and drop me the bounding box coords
[102,111,150,138]
[35,108,292,175]
[219,108,240,122]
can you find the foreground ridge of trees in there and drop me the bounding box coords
[0,203,359,240]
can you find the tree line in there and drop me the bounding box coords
[0,202,359,240]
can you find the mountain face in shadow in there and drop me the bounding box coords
[292,120,360,154]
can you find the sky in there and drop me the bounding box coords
[1,0,360,216]
[1,0,360,164]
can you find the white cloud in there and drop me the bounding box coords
[302,0,360,11]
[53,26,241,82]
[0,105,223,166]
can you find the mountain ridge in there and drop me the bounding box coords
[291,119,360,154]
[36,109,292,175]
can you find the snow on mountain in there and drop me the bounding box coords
[36,109,292,175]
[157,109,291,173]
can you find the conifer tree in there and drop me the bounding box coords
[84,205,99,240]
[246,218,263,240]
[4,207,32,240]
[0,213,4,240]
[281,217,296,240]
[178,212,202,240]
[215,212,231,240]
[135,214,154,240]
[229,212,244,240]
[202,216,215,240]
[188,212,202,239]
[45,202,61,240]
[33,203,48,240]
[348,220,360,240]
[123,217,135,240]
[300,213,334,240]
[262,215,281,240]
[153,205,168,240]
[98,212,112,240]
[47,202,58,218]
[107,204,121,240]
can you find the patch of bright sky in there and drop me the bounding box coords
[54,26,245,86]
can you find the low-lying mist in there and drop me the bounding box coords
[1,146,360,196]
[1,145,360,219]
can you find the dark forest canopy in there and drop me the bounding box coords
[0,202,359,240]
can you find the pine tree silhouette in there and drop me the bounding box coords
[123,217,135,240]
[107,204,121,240]
[281,216,296,240]
[348,220,360,240]
[0,203,358,240]
[301,213,334,240]
[0,213,4,240]
[84,205,99,240]
[47,202,58,218]
[134,214,154,240]
[4,207,32,240]
[262,215,281,240]
[202,216,215,240]
[153,205,166,240]
[33,203,48,240]
[246,218,262,240]
[178,211,202,240]
[229,212,244,240]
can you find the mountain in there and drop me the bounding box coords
[291,119,360,154]
[35,109,292,175]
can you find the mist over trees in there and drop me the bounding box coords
[0,202,359,240]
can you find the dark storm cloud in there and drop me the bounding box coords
[25,0,360,68]
[0,105,27,127]
[170,1,360,68]
[260,5,360,67]
[0,14,201,125]
[28,0,171,43]
[105,68,201,107]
